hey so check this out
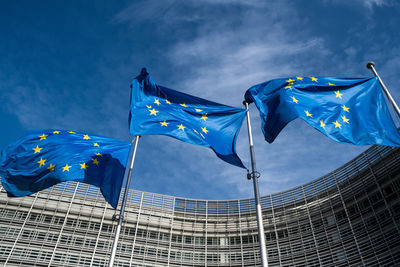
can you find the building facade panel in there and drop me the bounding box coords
[0,145,399,266]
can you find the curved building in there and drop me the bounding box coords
[0,145,399,266]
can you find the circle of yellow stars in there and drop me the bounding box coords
[33,131,104,173]
[284,77,351,132]
[144,98,209,140]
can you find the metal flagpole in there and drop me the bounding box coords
[108,136,140,267]
[367,62,400,118]
[243,101,269,267]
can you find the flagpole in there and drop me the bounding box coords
[108,135,140,267]
[367,62,400,118]
[243,101,269,267]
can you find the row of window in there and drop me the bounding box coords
[0,208,106,232]
[0,243,257,265]
[0,245,108,267]
[2,242,393,267]
[0,206,395,251]
[117,244,258,263]
[3,224,396,266]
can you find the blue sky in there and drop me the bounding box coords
[1,0,399,200]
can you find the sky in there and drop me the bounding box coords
[1,0,399,201]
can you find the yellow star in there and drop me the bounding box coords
[341,115,350,124]
[39,134,47,140]
[291,96,298,104]
[37,158,46,167]
[284,86,292,90]
[195,108,203,112]
[80,163,88,170]
[311,77,318,82]
[328,82,335,86]
[160,120,169,127]
[201,127,208,134]
[83,134,90,140]
[201,114,208,121]
[333,121,342,129]
[166,100,172,104]
[92,158,99,166]
[149,108,158,116]
[69,131,76,134]
[193,129,199,134]
[180,103,188,108]
[305,110,312,117]
[154,99,161,106]
[96,153,102,156]
[342,105,350,112]
[200,133,205,139]
[93,143,100,147]
[47,164,55,172]
[146,105,152,109]
[297,77,303,81]
[320,120,326,129]
[53,130,60,134]
[334,90,343,99]
[33,145,42,154]
[177,124,186,131]
[62,164,71,172]
[286,78,295,84]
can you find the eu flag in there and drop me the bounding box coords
[0,130,131,208]
[244,76,400,146]
[129,69,246,168]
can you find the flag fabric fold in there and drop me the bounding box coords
[129,68,246,168]
[0,130,131,208]
[244,76,400,146]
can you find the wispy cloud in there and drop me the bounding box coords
[324,0,399,14]
[343,0,397,10]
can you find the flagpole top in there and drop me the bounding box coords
[366,62,375,70]
[140,68,149,76]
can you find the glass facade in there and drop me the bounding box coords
[0,145,399,266]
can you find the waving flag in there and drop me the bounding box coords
[244,76,400,146]
[0,130,131,208]
[129,68,246,168]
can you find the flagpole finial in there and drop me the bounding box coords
[140,68,149,76]
[366,62,375,70]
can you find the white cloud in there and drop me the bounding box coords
[326,0,398,11]
[358,0,397,9]
[168,36,327,106]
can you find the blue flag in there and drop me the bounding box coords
[0,130,131,208]
[129,69,246,168]
[244,76,400,146]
